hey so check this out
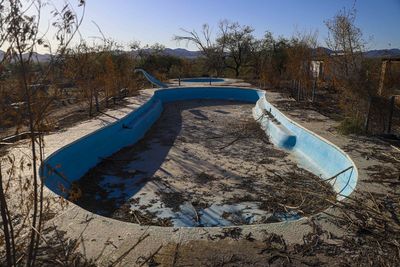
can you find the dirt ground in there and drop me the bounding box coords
[74,99,335,227]
[0,91,142,141]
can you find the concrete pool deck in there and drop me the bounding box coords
[1,85,399,265]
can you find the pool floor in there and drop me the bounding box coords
[74,99,335,227]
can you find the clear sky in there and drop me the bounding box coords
[37,0,400,51]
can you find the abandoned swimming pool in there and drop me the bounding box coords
[41,87,358,227]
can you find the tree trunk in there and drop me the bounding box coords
[364,96,372,133]
[297,80,301,101]
[0,163,15,267]
[89,90,93,117]
[386,96,395,134]
[95,90,100,112]
[235,67,240,78]
[17,48,40,267]
[312,79,317,102]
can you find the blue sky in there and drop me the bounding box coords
[45,0,400,51]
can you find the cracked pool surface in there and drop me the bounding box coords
[74,99,335,227]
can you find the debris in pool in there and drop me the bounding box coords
[74,99,336,227]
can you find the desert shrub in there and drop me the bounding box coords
[338,116,364,135]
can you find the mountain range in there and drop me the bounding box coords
[0,51,52,62]
[1,48,399,62]
[364,49,400,58]
[133,47,400,59]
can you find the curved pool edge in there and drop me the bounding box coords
[40,86,358,226]
[253,95,358,200]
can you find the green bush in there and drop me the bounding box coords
[338,117,364,135]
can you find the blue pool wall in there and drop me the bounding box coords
[41,87,357,201]
[253,95,358,198]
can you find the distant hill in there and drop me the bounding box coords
[313,47,400,58]
[130,48,202,59]
[313,47,334,55]
[364,49,400,58]
[0,51,52,62]
[1,47,400,62]
[19,52,52,62]
[138,47,400,59]
[163,48,202,59]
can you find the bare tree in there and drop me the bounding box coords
[0,1,85,266]
[174,23,224,76]
[325,7,364,80]
[255,32,290,88]
[324,7,376,132]
[217,21,255,78]
[286,30,318,100]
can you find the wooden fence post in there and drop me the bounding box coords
[312,79,317,102]
[297,80,301,101]
[386,95,395,134]
[291,80,295,98]
[364,96,372,133]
